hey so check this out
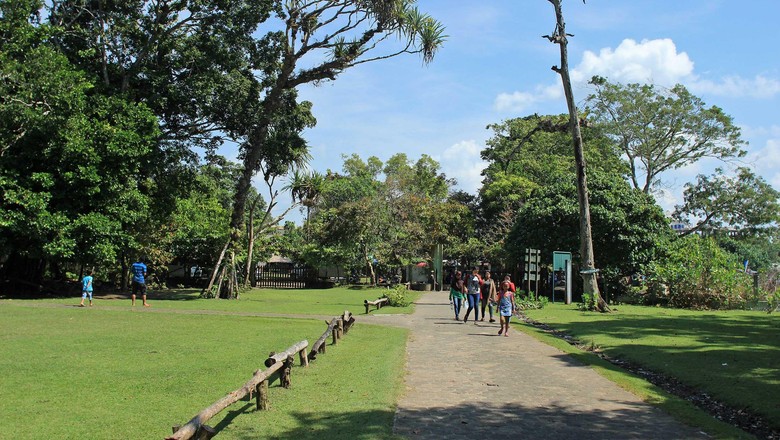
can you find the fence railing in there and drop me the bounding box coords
[166,311,355,440]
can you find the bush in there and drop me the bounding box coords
[382,285,411,307]
[515,290,547,310]
[648,235,753,309]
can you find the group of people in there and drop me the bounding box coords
[78,258,151,307]
[448,269,517,336]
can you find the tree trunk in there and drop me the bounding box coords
[202,238,230,298]
[244,195,260,286]
[365,250,376,285]
[545,0,607,312]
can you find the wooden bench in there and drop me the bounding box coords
[364,297,388,314]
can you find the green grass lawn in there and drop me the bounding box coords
[523,303,780,431]
[10,285,421,316]
[0,302,408,439]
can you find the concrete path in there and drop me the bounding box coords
[387,291,709,440]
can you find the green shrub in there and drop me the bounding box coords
[382,285,411,307]
[515,290,547,310]
[648,235,752,309]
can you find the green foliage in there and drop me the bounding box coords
[577,293,596,311]
[675,167,780,234]
[766,290,780,314]
[506,171,671,282]
[382,285,412,307]
[307,153,459,276]
[515,290,547,310]
[586,76,746,193]
[649,235,754,309]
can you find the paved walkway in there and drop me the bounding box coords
[382,291,708,440]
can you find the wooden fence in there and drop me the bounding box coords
[166,310,355,440]
[253,265,319,289]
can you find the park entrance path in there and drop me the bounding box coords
[387,291,708,439]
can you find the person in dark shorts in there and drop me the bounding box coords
[131,258,150,307]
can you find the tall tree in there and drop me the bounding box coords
[0,1,169,289]
[544,0,605,311]
[306,154,460,283]
[228,0,446,238]
[586,76,746,194]
[507,171,671,289]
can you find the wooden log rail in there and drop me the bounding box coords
[308,311,355,361]
[166,340,308,440]
[166,311,355,440]
[364,297,389,314]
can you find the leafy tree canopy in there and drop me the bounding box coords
[506,170,672,280]
[586,76,746,194]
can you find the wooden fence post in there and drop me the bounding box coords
[281,355,293,389]
[299,348,309,367]
[256,379,269,410]
[196,426,216,440]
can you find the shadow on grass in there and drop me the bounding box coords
[223,400,706,440]
[535,313,780,428]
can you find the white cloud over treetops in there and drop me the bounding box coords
[436,140,486,194]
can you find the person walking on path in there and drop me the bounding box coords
[497,280,516,336]
[393,291,708,439]
[131,258,150,307]
[79,270,94,307]
[463,269,481,323]
[448,271,466,320]
[480,270,497,322]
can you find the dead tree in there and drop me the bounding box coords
[543,0,608,312]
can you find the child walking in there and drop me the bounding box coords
[80,270,94,307]
[497,280,515,336]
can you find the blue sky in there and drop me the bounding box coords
[256,1,780,222]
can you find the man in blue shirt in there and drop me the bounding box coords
[131,258,150,307]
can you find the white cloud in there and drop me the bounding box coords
[748,138,780,176]
[653,187,680,215]
[494,91,538,113]
[571,38,695,85]
[437,140,486,194]
[689,74,780,99]
[493,84,561,113]
[494,38,780,111]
